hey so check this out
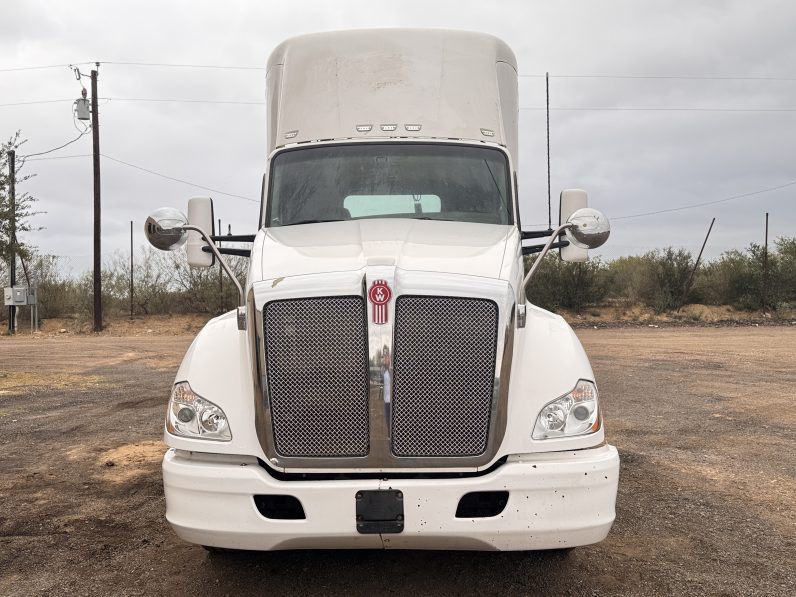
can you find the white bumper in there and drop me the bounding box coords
[163,445,619,551]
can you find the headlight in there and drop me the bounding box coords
[532,379,601,440]
[166,381,232,441]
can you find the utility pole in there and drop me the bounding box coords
[218,217,223,313]
[677,217,715,312]
[546,72,552,231]
[91,65,102,332]
[7,149,15,334]
[762,212,769,310]
[130,220,134,320]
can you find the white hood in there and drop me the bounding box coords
[257,219,515,281]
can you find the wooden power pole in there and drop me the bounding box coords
[762,212,769,310]
[130,220,134,320]
[91,65,102,332]
[7,149,15,334]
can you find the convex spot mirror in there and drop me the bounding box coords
[565,208,610,249]
[145,207,188,251]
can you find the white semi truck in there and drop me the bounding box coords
[145,29,619,551]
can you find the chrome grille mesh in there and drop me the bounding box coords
[263,297,369,457]
[391,296,498,457]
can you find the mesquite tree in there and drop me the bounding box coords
[1,131,41,278]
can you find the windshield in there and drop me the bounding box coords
[266,143,512,227]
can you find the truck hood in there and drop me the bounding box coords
[258,219,514,281]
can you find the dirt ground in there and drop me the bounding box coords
[1,326,794,596]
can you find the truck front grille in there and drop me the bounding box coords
[390,296,498,457]
[263,297,369,457]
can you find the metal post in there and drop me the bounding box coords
[130,220,134,319]
[218,217,223,313]
[7,149,15,334]
[677,217,715,312]
[91,66,102,332]
[546,72,552,231]
[762,212,769,309]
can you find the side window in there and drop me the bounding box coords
[513,172,521,231]
[343,195,442,218]
[259,172,267,227]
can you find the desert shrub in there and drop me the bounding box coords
[32,255,87,318]
[695,240,792,310]
[0,246,251,322]
[603,255,648,305]
[525,253,608,313]
[112,247,249,315]
[696,249,758,309]
[773,237,796,307]
[0,255,87,319]
[4,235,793,321]
[606,248,693,313]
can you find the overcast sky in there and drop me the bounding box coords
[2,0,795,273]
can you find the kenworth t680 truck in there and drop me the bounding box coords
[144,29,618,551]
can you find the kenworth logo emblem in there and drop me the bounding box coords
[368,279,392,325]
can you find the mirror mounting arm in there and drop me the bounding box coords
[181,224,247,331]
[521,222,573,296]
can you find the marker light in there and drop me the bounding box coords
[380,124,398,131]
[404,124,422,131]
[356,124,373,132]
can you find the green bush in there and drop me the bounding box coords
[606,248,694,313]
[696,249,760,310]
[695,239,792,311]
[1,246,250,322]
[3,235,794,321]
[525,253,608,313]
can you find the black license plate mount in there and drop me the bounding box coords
[355,489,404,534]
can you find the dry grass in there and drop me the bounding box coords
[0,371,106,394]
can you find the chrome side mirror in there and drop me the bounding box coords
[144,206,247,331]
[520,208,611,315]
[144,207,189,251]
[565,208,610,249]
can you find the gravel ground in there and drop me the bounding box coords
[0,327,794,596]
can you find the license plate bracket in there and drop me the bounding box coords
[355,489,404,534]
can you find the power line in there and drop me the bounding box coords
[7,97,796,112]
[0,99,74,107]
[521,74,796,81]
[520,106,796,112]
[4,62,795,81]
[101,60,267,71]
[101,154,258,203]
[4,60,796,82]
[23,154,91,162]
[0,97,265,107]
[0,63,92,73]
[614,180,796,220]
[20,130,90,159]
[107,97,265,105]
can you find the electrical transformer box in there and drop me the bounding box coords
[4,287,28,306]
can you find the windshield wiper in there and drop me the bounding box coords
[284,219,343,226]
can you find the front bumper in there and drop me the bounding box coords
[163,444,619,551]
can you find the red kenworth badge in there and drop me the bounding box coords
[368,279,392,324]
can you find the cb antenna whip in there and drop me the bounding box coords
[546,71,552,231]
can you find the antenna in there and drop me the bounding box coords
[546,72,552,230]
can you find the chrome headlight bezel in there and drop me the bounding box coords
[166,381,232,441]
[532,379,601,440]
